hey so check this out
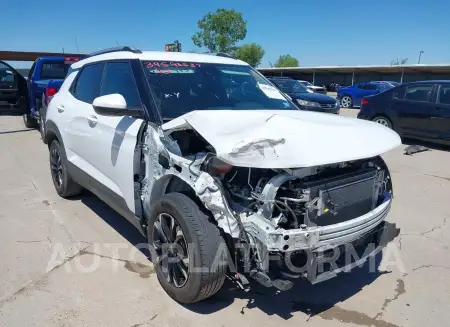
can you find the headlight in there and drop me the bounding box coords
[297,99,320,107]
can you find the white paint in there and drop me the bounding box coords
[163,110,402,168]
[92,94,127,109]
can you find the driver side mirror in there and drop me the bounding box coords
[92,94,143,118]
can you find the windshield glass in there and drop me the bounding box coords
[142,61,295,119]
[271,79,309,93]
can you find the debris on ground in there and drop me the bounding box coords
[404,145,429,156]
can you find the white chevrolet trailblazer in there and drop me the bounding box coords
[44,47,401,303]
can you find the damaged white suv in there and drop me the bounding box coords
[45,47,401,303]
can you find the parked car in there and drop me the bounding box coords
[45,46,400,304]
[297,80,327,94]
[337,82,392,108]
[0,61,28,113]
[326,83,341,92]
[358,80,450,145]
[268,77,340,114]
[23,56,80,140]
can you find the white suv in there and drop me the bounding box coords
[45,47,401,303]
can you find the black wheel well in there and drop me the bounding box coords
[46,130,59,149]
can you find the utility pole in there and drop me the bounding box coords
[418,51,424,64]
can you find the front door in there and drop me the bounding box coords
[0,61,27,113]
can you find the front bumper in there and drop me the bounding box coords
[242,198,391,252]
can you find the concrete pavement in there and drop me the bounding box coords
[0,111,449,327]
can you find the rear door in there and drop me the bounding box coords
[390,83,437,139]
[433,83,450,141]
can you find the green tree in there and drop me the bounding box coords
[233,43,265,67]
[274,54,299,67]
[192,8,247,53]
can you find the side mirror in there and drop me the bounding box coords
[92,94,143,118]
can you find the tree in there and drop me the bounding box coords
[233,43,265,67]
[192,8,247,53]
[274,54,299,68]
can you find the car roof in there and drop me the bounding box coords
[72,50,248,69]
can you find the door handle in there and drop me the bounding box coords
[87,115,98,126]
[56,105,65,113]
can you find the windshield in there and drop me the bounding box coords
[271,79,309,94]
[142,61,295,119]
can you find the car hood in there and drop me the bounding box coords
[308,85,325,89]
[288,92,336,104]
[162,110,401,169]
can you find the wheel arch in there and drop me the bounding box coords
[45,120,66,153]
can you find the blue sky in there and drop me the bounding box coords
[4,0,450,68]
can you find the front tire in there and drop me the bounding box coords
[148,193,228,304]
[340,96,353,108]
[49,140,83,198]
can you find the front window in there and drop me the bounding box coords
[143,61,295,119]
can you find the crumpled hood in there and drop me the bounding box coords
[162,110,401,168]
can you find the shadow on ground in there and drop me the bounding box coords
[78,192,400,323]
[80,193,150,258]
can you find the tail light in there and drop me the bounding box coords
[45,87,57,105]
[64,57,80,64]
[361,98,369,105]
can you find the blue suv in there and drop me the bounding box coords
[337,82,392,108]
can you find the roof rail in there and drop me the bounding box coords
[202,51,235,59]
[215,52,234,58]
[85,46,142,58]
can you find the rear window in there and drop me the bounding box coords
[40,62,72,79]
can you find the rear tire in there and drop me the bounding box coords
[372,116,393,129]
[23,113,38,128]
[148,193,228,304]
[39,107,47,144]
[49,140,83,198]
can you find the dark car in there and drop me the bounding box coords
[357,80,450,145]
[337,82,392,108]
[268,77,340,114]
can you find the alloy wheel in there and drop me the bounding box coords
[50,147,63,189]
[373,117,392,129]
[341,96,351,108]
[152,213,189,288]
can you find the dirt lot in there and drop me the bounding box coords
[0,110,449,327]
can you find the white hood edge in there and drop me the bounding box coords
[162,110,402,169]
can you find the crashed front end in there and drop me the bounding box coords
[155,110,401,289]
